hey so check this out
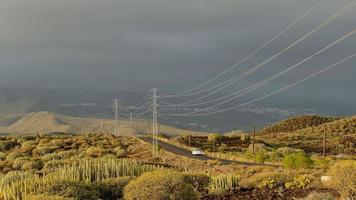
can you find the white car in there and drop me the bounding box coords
[192,148,204,155]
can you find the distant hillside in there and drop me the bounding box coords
[0,111,208,136]
[259,116,356,154]
[258,115,339,135]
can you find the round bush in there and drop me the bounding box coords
[6,151,21,160]
[124,169,197,200]
[254,151,268,164]
[33,145,59,156]
[113,147,127,157]
[240,133,250,142]
[86,147,103,158]
[12,157,29,170]
[183,174,211,189]
[21,160,43,171]
[276,147,303,157]
[247,143,269,154]
[0,152,6,160]
[283,152,313,169]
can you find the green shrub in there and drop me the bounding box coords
[45,181,102,200]
[0,141,17,151]
[327,160,356,199]
[49,139,65,148]
[20,141,37,154]
[96,177,133,200]
[123,169,197,200]
[254,151,268,164]
[33,145,59,156]
[247,143,269,154]
[42,152,64,162]
[268,147,304,162]
[183,174,211,189]
[0,152,6,160]
[113,147,127,157]
[276,147,303,156]
[285,175,311,189]
[283,152,313,169]
[86,147,103,158]
[44,178,131,200]
[12,157,30,170]
[6,151,21,160]
[240,133,250,142]
[21,160,43,171]
[257,177,277,189]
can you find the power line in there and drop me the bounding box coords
[162,0,324,98]
[130,95,150,110]
[161,52,356,117]
[161,0,356,106]
[170,28,356,115]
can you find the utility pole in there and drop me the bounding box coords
[323,129,326,158]
[252,123,256,155]
[113,98,119,136]
[151,88,159,157]
[130,113,133,126]
[188,134,191,148]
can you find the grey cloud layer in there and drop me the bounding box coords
[0,0,355,102]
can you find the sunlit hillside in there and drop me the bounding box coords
[259,116,356,154]
[258,115,340,135]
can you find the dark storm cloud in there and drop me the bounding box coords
[0,0,355,101]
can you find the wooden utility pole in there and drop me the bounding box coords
[323,129,326,158]
[252,124,256,155]
[188,135,191,148]
[213,138,215,152]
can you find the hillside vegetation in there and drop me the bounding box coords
[0,131,355,199]
[258,115,339,135]
[0,133,348,200]
[259,116,355,154]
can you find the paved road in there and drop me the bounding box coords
[139,136,279,167]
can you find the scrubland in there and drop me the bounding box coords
[0,115,354,200]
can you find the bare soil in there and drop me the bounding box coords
[201,187,338,200]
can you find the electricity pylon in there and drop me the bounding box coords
[151,88,159,157]
[113,98,119,136]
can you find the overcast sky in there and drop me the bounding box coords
[0,0,355,102]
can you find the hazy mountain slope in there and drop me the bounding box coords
[258,115,340,135]
[0,112,135,135]
[0,115,23,127]
[0,112,70,134]
[0,111,209,136]
[259,116,356,154]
